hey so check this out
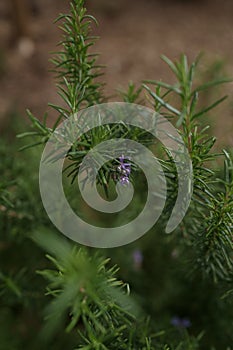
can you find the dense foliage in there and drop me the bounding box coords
[1,1,232,349]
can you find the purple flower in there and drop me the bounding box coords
[171,316,191,329]
[133,249,143,269]
[120,176,130,185]
[117,155,131,185]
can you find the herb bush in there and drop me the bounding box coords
[0,1,232,349]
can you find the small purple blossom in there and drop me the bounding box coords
[117,155,131,185]
[133,249,143,270]
[120,176,130,185]
[171,316,191,329]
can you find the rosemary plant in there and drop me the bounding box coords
[1,0,232,349]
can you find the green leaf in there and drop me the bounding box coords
[192,95,228,119]
[192,77,232,94]
[161,55,180,78]
[143,84,181,116]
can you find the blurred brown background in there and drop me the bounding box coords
[0,0,232,146]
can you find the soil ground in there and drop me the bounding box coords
[0,0,232,147]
